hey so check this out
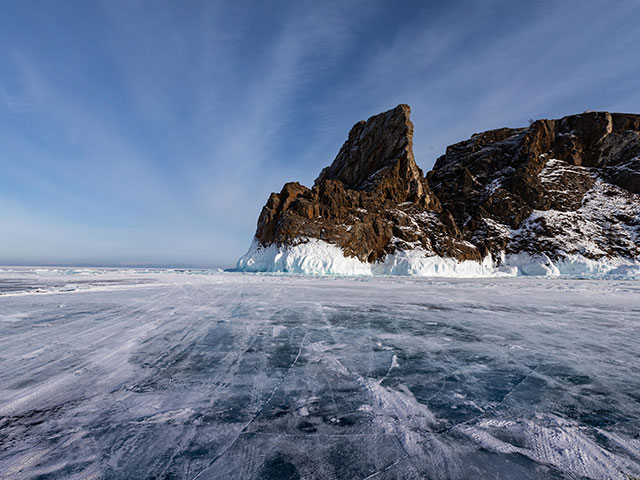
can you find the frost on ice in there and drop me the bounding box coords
[1,268,639,479]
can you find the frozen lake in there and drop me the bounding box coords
[1,268,639,479]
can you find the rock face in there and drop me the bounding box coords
[243,105,640,274]
[427,111,640,261]
[254,105,476,264]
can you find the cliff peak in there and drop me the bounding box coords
[314,104,427,202]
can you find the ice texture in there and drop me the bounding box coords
[1,267,640,479]
[236,239,372,276]
[237,238,640,278]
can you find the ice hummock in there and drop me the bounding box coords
[236,238,372,276]
[236,238,640,278]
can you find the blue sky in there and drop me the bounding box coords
[1,0,639,267]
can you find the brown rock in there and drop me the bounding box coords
[254,105,463,263]
[251,105,640,265]
[428,110,640,260]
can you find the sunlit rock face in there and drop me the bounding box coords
[253,105,475,265]
[428,111,640,261]
[242,106,640,275]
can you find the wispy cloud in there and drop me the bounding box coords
[1,0,639,266]
[0,52,45,114]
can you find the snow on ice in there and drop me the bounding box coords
[1,268,639,479]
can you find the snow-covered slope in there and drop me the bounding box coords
[503,163,640,260]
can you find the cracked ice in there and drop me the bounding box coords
[1,268,639,479]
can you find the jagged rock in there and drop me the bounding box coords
[428,111,640,260]
[254,104,474,263]
[245,105,640,272]
[314,104,432,205]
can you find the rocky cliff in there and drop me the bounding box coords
[238,105,640,276]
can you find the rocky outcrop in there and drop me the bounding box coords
[428,111,640,260]
[254,105,475,263]
[242,105,640,274]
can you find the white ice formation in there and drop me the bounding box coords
[236,238,640,278]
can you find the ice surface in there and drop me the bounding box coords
[1,267,640,479]
[237,238,640,278]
